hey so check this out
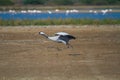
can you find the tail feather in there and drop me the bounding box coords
[67,35,76,39]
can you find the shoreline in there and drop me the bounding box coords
[0,9,120,13]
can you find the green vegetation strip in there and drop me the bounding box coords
[0,19,120,26]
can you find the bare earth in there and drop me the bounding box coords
[0,25,120,80]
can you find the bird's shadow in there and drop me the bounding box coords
[47,45,74,51]
[68,53,81,56]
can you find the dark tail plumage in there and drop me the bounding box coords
[67,35,76,39]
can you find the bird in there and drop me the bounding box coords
[101,9,108,15]
[39,32,76,48]
[89,10,93,13]
[47,10,52,14]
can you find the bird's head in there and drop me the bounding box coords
[39,32,48,38]
[39,32,45,35]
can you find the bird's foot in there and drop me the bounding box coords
[67,45,73,48]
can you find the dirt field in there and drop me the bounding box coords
[0,25,120,80]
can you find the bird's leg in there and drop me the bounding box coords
[66,43,73,48]
[67,44,69,48]
[66,43,69,48]
[69,44,73,48]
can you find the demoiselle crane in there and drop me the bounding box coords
[39,32,76,48]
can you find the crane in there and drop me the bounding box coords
[39,32,76,48]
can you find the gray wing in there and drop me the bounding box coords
[58,35,76,42]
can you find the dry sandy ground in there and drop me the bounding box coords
[0,25,120,80]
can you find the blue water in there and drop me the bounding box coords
[0,12,120,20]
